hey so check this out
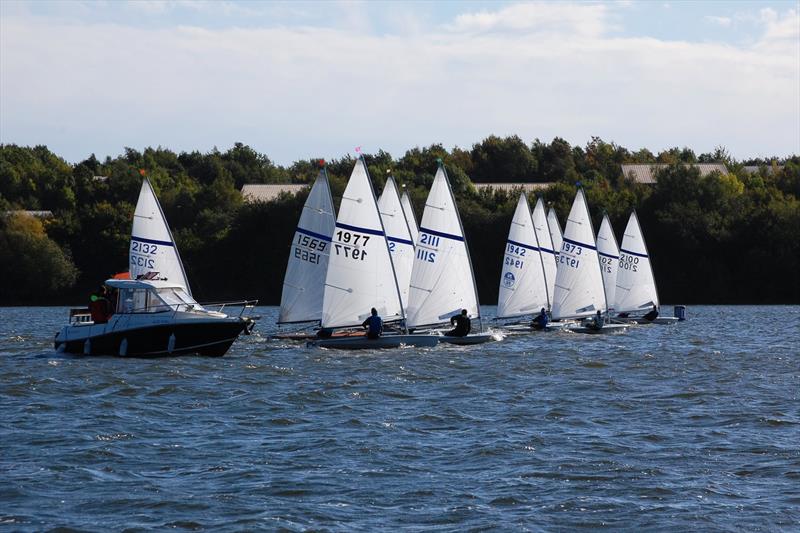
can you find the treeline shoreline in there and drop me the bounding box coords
[1,137,798,306]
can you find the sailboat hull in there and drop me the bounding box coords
[566,323,629,335]
[439,332,503,345]
[308,335,439,349]
[614,316,680,325]
[54,315,251,357]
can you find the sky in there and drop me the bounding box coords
[1,0,798,165]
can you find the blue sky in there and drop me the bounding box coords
[1,0,798,164]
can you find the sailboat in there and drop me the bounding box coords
[497,193,550,328]
[531,198,558,303]
[377,176,415,309]
[596,213,620,313]
[54,178,257,356]
[272,168,337,339]
[614,211,679,324]
[551,188,627,334]
[547,207,563,262]
[400,190,420,246]
[406,161,501,345]
[310,158,438,349]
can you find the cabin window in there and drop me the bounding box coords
[116,288,171,313]
[156,288,199,311]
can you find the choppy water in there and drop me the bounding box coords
[1,306,798,531]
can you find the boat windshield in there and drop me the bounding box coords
[116,287,201,313]
[156,287,203,311]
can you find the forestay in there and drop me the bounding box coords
[406,164,479,328]
[597,213,620,312]
[497,193,550,318]
[130,178,191,294]
[400,191,419,245]
[547,207,563,261]
[279,169,336,323]
[551,188,607,320]
[531,198,557,303]
[615,211,659,313]
[321,159,404,329]
[378,176,415,309]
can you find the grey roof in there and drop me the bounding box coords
[473,182,555,193]
[620,163,728,184]
[241,184,309,202]
[742,165,783,174]
[3,210,54,218]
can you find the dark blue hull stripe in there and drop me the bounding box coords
[562,237,597,251]
[621,248,648,258]
[419,226,464,242]
[598,251,619,260]
[297,227,332,242]
[132,235,174,247]
[507,239,539,252]
[336,222,384,236]
[388,236,414,246]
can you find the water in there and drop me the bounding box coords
[1,306,798,531]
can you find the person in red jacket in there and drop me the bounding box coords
[89,286,113,324]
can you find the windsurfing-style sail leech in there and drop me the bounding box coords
[278,168,336,324]
[130,178,191,295]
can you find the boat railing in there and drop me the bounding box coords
[198,299,259,318]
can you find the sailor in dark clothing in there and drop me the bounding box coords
[362,308,383,339]
[642,305,659,322]
[446,309,471,337]
[89,286,113,324]
[587,310,604,330]
[532,308,548,330]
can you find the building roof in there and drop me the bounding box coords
[2,210,54,218]
[473,182,555,193]
[241,184,309,203]
[620,163,728,184]
[742,165,783,175]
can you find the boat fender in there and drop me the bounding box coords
[119,338,128,357]
[83,338,91,355]
[168,333,176,354]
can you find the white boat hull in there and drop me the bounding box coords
[566,323,629,335]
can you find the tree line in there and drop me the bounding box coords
[1,136,798,305]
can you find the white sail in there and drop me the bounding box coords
[321,159,404,329]
[130,178,191,294]
[406,165,480,328]
[378,176,415,309]
[279,169,336,323]
[615,211,659,313]
[551,189,607,320]
[531,198,557,302]
[547,207,563,261]
[596,214,620,311]
[497,193,550,319]
[400,191,419,245]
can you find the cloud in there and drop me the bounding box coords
[705,15,732,27]
[0,2,797,164]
